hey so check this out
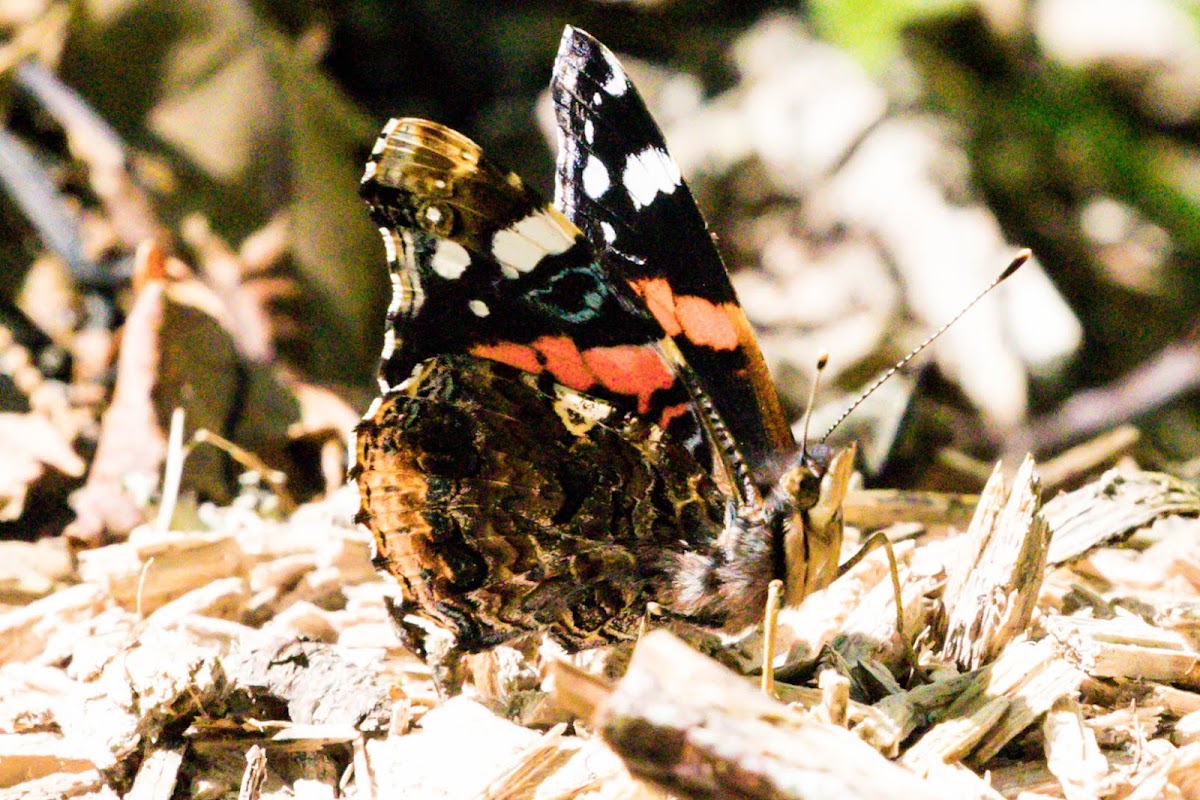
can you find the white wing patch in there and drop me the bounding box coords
[430,240,471,279]
[582,155,610,199]
[600,221,617,244]
[468,299,490,317]
[371,118,399,155]
[384,230,426,325]
[387,271,404,317]
[601,48,629,96]
[622,147,681,210]
[364,395,383,419]
[584,118,595,144]
[381,226,399,262]
[491,207,576,277]
[379,327,397,366]
[552,384,617,435]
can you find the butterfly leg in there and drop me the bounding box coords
[834,530,915,680]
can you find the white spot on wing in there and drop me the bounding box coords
[468,299,490,317]
[430,240,471,279]
[423,205,445,228]
[380,328,396,361]
[582,156,610,199]
[592,91,602,105]
[364,396,383,419]
[601,48,629,96]
[600,221,617,243]
[584,119,595,144]
[372,119,399,154]
[381,227,398,263]
[491,207,576,276]
[622,147,682,210]
[387,271,403,316]
[361,160,377,182]
[552,384,616,435]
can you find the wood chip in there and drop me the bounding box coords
[1043,696,1109,800]
[843,489,978,531]
[364,698,541,796]
[75,531,245,615]
[145,576,250,628]
[942,455,1049,670]
[125,743,186,800]
[1168,743,1200,799]
[0,583,109,666]
[220,638,392,730]
[236,744,267,800]
[592,630,957,799]
[0,768,106,800]
[1173,709,1200,747]
[893,638,1084,771]
[54,626,223,770]
[1045,613,1200,688]
[0,538,73,602]
[0,732,100,786]
[1044,468,1200,566]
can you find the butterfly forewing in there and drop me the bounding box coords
[360,117,702,436]
[551,27,794,466]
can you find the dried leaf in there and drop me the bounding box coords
[0,412,84,522]
[67,241,306,544]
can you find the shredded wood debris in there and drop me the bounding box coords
[1,453,1196,798]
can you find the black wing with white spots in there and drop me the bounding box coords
[551,27,795,467]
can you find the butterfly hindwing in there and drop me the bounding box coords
[360,117,698,430]
[551,27,794,466]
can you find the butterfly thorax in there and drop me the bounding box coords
[662,438,856,631]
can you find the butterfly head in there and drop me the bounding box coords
[769,441,858,608]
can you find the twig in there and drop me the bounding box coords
[762,578,783,695]
[155,407,187,534]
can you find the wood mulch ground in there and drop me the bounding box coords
[2,447,1199,799]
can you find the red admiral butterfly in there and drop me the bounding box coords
[353,26,979,687]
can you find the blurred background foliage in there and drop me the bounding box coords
[3,0,1200,533]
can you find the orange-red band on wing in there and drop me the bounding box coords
[629,277,739,352]
[471,337,678,415]
[657,401,691,430]
[581,344,676,414]
[631,277,681,337]
[533,336,595,391]
[470,341,544,375]
[676,297,739,351]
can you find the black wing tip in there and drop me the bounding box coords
[557,25,607,67]
[560,25,595,47]
[557,25,582,60]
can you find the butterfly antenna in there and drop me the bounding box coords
[820,248,1031,442]
[799,351,829,455]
